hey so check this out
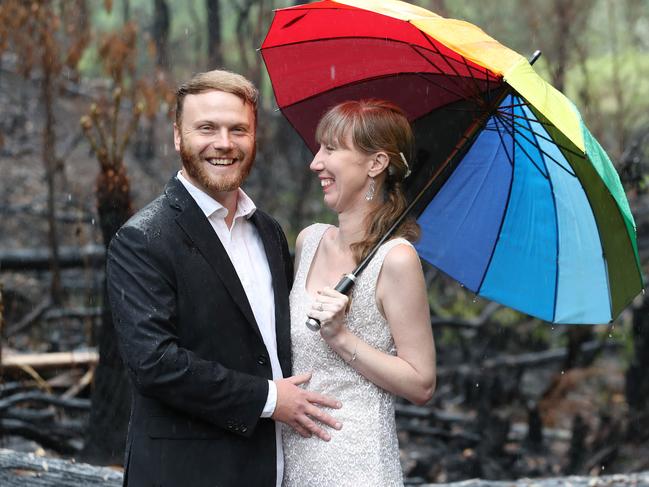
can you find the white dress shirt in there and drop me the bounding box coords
[178,171,284,486]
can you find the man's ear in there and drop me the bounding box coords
[173,123,181,152]
[368,152,390,177]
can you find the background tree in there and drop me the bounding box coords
[152,0,170,70]
[0,0,90,306]
[206,0,222,67]
[79,21,174,464]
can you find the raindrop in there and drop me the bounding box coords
[561,370,565,375]
[67,193,72,201]
[472,296,477,303]
[609,334,613,339]
[475,383,479,388]
[330,65,336,80]
[91,218,95,225]
[185,28,190,37]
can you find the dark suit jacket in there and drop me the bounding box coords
[107,176,293,487]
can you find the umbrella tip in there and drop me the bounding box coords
[529,50,542,65]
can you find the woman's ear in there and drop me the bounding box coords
[368,151,390,177]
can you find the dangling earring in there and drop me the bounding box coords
[365,177,376,201]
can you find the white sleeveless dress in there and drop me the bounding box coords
[282,223,410,487]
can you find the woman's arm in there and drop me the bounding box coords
[311,244,436,405]
[293,227,309,278]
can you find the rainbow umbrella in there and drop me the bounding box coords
[261,0,643,324]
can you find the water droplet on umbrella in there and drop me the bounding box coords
[330,65,336,80]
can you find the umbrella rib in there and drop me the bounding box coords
[510,103,588,159]
[459,55,494,105]
[497,102,535,110]
[409,47,481,102]
[490,116,516,167]
[475,103,518,294]
[497,110,558,130]
[495,113,550,179]
[509,120,581,175]
[416,32,487,103]
[507,117,583,158]
[413,72,485,104]
[498,111,581,176]
[515,102,562,322]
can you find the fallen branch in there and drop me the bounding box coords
[396,403,473,424]
[63,366,95,399]
[1,448,648,487]
[0,245,105,272]
[0,420,81,455]
[0,391,90,413]
[5,298,52,337]
[437,340,619,378]
[431,302,502,329]
[0,448,123,486]
[1,349,98,371]
[44,307,101,322]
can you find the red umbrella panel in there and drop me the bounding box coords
[261,0,502,155]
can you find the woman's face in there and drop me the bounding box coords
[309,132,376,214]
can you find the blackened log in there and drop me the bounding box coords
[0,391,90,412]
[437,339,619,378]
[0,245,105,272]
[0,448,122,486]
[0,420,79,454]
[5,298,52,336]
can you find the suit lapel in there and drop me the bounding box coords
[166,179,261,340]
[250,212,292,377]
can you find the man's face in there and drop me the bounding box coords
[174,91,256,200]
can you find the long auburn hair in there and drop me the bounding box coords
[315,99,420,264]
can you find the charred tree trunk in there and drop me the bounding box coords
[206,0,222,68]
[152,0,170,69]
[122,0,130,22]
[625,295,649,441]
[81,167,133,465]
[41,61,63,305]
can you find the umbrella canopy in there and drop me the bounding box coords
[261,0,643,324]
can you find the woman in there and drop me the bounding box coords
[282,100,436,486]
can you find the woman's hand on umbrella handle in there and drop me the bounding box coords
[309,287,349,341]
[305,274,356,332]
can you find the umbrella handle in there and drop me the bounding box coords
[305,274,357,332]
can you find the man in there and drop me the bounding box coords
[107,70,341,487]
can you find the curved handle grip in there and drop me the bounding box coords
[304,274,357,332]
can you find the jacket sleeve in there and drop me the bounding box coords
[274,218,294,290]
[107,224,268,438]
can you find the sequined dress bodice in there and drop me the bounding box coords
[282,223,408,486]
